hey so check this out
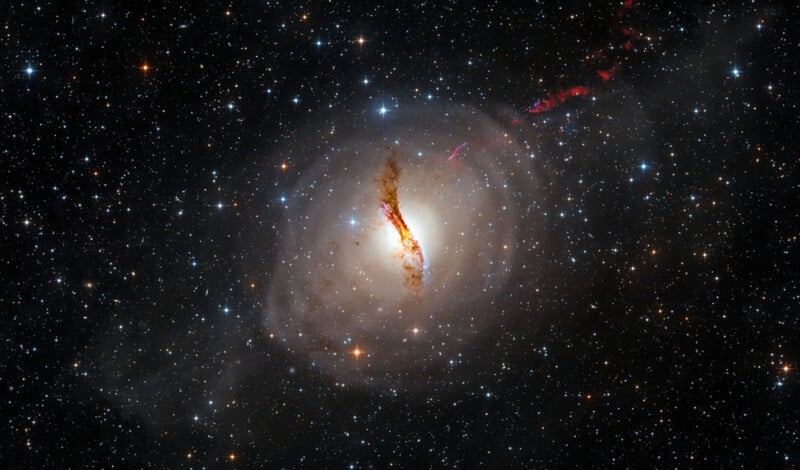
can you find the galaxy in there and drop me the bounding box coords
[3,1,798,467]
[267,106,523,387]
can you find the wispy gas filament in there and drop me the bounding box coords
[377,153,425,292]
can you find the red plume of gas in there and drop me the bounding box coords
[597,61,621,82]
[515,0,646,121]
[525,86,592,114]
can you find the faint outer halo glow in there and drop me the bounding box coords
[265,105,538,388]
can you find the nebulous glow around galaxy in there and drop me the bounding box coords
[266,106,533,387]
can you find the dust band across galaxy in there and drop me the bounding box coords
[265,106,526,387]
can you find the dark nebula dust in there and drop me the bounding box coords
[377,153,425,293]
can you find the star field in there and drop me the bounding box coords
[2,0,798,467]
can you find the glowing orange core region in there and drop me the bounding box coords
[377,155,425,292]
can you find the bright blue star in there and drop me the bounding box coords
[378,106,388,115]
[640,162,648,170]
[25,66,34,76]
[732,67,740,77]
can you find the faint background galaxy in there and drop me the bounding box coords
[2,1,798,467]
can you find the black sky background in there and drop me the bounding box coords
[2,0,798,467]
